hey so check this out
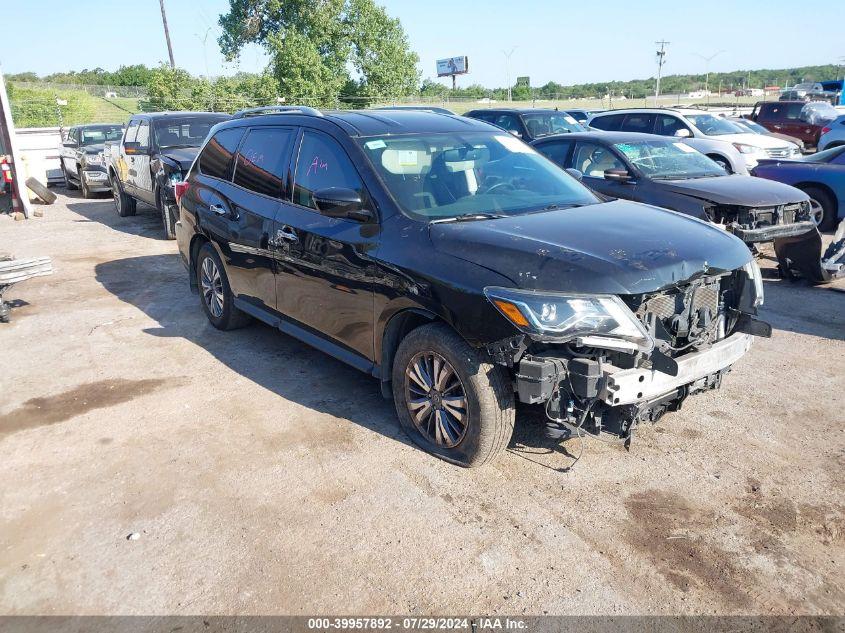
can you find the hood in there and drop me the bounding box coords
[654,174,809,206]
[82,143,106,154]
[159,147,200,170]
[430,199,751,295]
[712,132,791,149]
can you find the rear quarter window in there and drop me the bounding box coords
[199,128,246,181]
[590,114,624,131]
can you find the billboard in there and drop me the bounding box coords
[516,76,530,88]
[436,56,469,77]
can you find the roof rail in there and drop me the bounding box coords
[232,105,323,119]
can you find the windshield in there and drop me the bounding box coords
[686,114,745,136]
[615,140,726,179]
[358,132,599,220]
[521,112,585,138]
[80,125,124,146]
[796,145,845,164]
[153,115,228,149]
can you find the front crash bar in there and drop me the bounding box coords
[733,220,817,243]
[599,332,753,407]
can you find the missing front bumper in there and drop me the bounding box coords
[600,332,753,406]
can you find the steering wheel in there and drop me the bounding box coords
[481,181,517,195]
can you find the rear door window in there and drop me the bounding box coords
[233,127,294,198]
[536,140,574,167]
[620,113,656,133]
[199,128,245,181]
[590,114,624,131]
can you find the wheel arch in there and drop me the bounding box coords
[378,307,442,398]
[794,181,839,217]
[188,233,212,293]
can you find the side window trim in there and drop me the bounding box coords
[289,127,373,218]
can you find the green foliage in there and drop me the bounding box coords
[11,65,158,87]
[140,64,281,112]
[218,0,420,106]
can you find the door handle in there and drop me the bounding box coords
[210,204,227,216]
[275,226,298,243]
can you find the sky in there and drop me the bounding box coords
[1,0,842,88]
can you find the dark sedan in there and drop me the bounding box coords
[532,131,827,282]
[752,145,845,232]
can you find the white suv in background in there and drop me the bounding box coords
[588,108,801,173]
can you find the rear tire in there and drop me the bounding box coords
[801,186,836,232]
[112,176,136,217]
[391,322,514,467]
[195,243,251,331]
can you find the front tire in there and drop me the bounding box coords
[709,155,733,174]
[157,189,176,240]
[80,172,94,199]
[195,243,251,331]
[391,323,514,467]
[62,166,78,190]
[801,186,836,232]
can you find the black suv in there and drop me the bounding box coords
[463,108,585,142]
[176,106,769,467]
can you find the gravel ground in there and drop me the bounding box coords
[0,191,843,616]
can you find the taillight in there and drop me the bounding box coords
[821,127,831,135]
[0,158,12,183]
[173,181,190,203]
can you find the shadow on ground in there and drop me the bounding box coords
[94,253,567,462]
[65,189,164,240]
[760,278,845,341]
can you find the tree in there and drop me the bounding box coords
[218,0,419,106]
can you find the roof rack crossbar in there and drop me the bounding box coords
[232,105,323,119]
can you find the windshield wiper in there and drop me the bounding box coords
[541,202,588,211]
[429,213,507,224]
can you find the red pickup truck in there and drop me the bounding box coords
[747,101,830,147]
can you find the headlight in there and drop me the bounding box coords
[484,286,653,353]
[743,260,764,307]
[86,153,103,165]
[168,170,183,184]
[732,143,761,155]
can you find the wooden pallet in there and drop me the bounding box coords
[0,256,53,288]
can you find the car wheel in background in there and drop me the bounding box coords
[801,186,835,232]
[62,166,78,190]
[156,189,176,240]
[112,177,136,217]
[391,322,514,468]
[195,243,251,331]
[709,155,733,174]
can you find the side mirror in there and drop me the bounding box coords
[312,187,373,222]
[509,129,523,138]
[565,168,584,182]
[124,142,144,155]
[604,168,633,183]
[674,129,692,138]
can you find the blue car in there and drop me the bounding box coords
[752,145,845,231]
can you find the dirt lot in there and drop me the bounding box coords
[1,191,843,616]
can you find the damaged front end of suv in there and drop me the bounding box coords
[481,255,770,444]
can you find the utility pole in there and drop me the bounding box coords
[502,47,517,102]
[654,40,670,103]
[159,0,176,69]
[693,50,725,103]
